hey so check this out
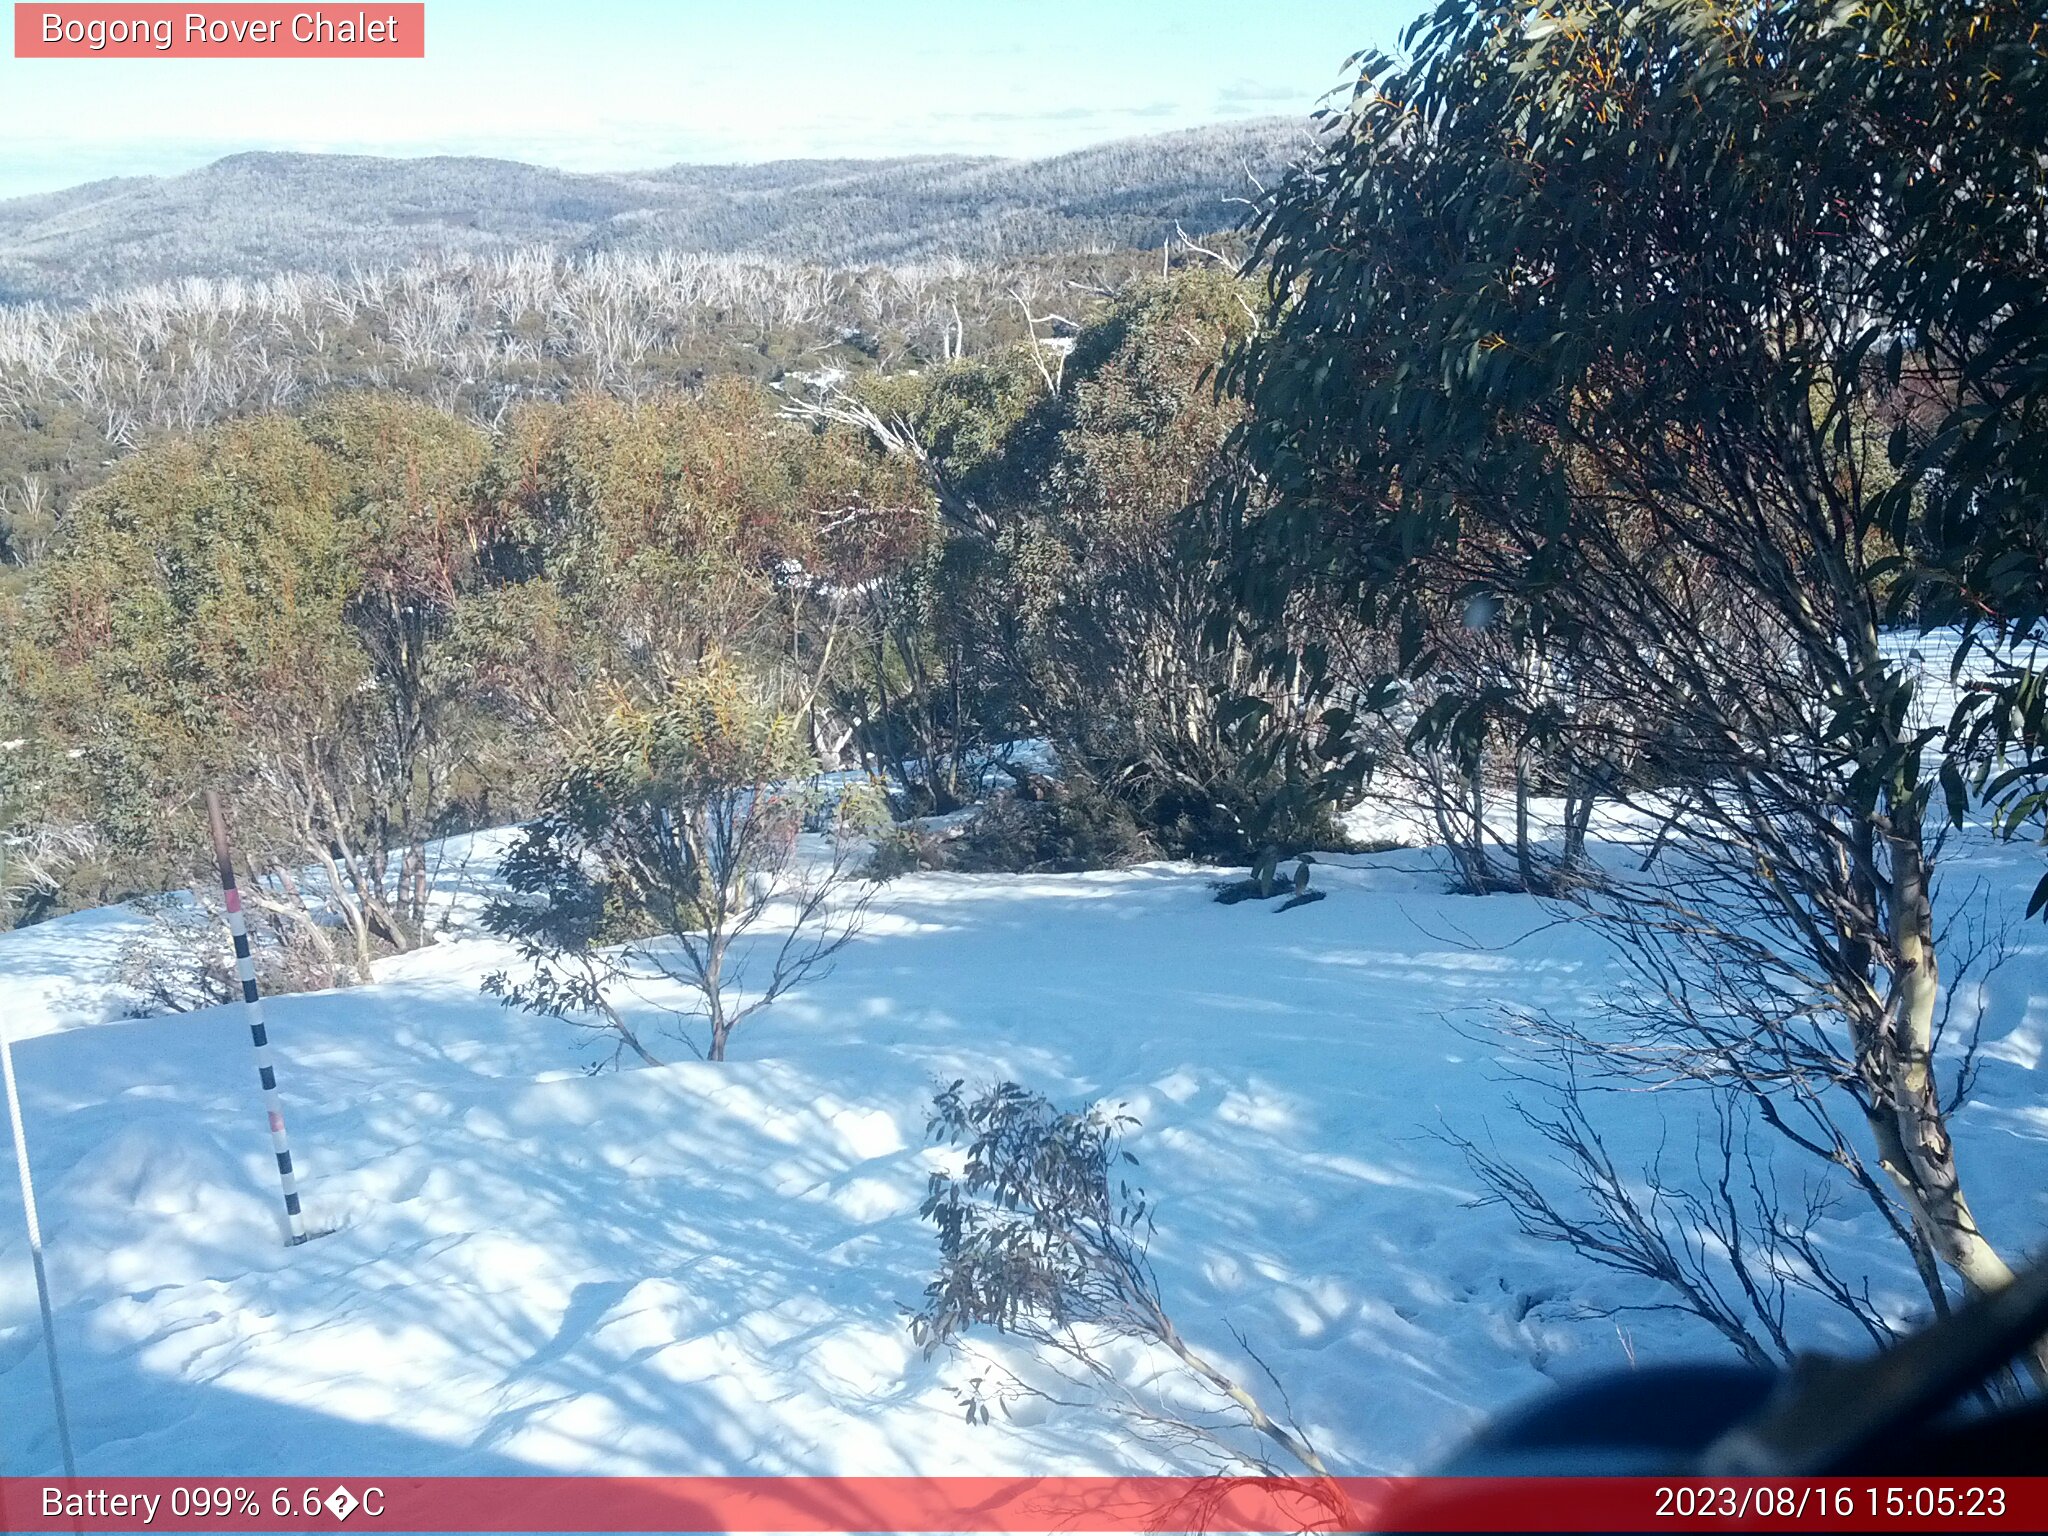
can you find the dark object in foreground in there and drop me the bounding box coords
[1213,880,1326,911]
[1214,854,1326,910]
[1439,1259,2048,1474]
[1213,878,1268,905]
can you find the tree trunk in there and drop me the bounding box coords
[1870,813,2045,1375]
[704,937,730,1063]
[1882,828,2012,1290]
[596,994,664,1069]
[303,840,376,985]
[1466,747,1493,892]
[1513,741,1536,893]
[405,841,432,940]
[269,865,344,989]
[1561,786,1594,874]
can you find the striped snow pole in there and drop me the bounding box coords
[204,791,308,1246]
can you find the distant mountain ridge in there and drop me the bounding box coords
[0,120,1308,305]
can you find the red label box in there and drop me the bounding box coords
[13,4,425,57]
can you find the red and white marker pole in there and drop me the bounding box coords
[204,791,308,1246]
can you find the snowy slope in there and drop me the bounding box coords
[3,836,2046,1478]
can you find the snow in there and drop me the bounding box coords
[3,825,2047,1479]
[1,903,158,1042]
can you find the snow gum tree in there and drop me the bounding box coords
[305,395,497,950]
[484,660,877,1064]
[801,271,1352,860]
[1228,0,2048,1340]
[460,384,928,769]
[12,400,502,966]
[18,417,377,974]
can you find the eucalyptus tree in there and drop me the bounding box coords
[800,271,1350,858]
[17,405,497,966]
[482,661,877,1065]
[1229,0,2046,1332]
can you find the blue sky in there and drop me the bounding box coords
[0,1,1414,198]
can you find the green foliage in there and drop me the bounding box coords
[485,383,930,708]
[909,1076,1332,1474]
[3,255,1347,911]
[0,248,1169,571]
[988,272,1327,859]
[482,660,869,1064]
[1225,0,2048,1319]
[19,416,361,865]
[0,398,99,567]
[861,818,958,883]
[835,269,1335,861]
[851,350,1045,527]
[946,775,1160,876]
[1229,0,2047,841]
[1820,0,2048,906]
[514,665,812,932]
[3,375,937,916]
[9,399,516,942]
[912,1079,1151,1353]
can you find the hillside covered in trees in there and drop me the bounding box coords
[0,119,1303,305]
[0,244,1174,566]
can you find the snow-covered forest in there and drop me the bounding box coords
[0,120,1303,304]
[3,0,2047,1485]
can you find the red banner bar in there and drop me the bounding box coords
[13,5,424,58]
[0,1477,2042,1532]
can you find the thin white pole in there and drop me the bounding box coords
[0,857,79,1478]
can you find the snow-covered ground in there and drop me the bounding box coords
[3,824,2046,1478]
